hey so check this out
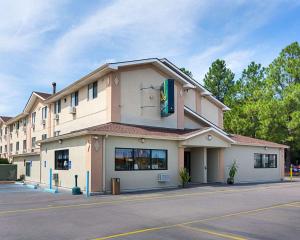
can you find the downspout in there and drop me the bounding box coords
[102,135,106,192]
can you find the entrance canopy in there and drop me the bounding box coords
[180,127,234,148]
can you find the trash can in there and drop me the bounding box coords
[111,178,120,195]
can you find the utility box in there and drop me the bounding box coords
[53,173,59,187]
[111,178,120,195]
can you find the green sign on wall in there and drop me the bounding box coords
[160,79,175,117]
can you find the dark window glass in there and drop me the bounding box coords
[134,149,151,170]
[151,150,167,170]
[115,148,168,171]
[254,154,277,168]
[26,162,31,177]
[55,150,69,170]
[115,148,134,171]
[54,100,61,114]
[71,91,79,107]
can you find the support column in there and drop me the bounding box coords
[279,148,285,180]
[218,148,225,182]
[203,147,207,183]
[178,146,184,170]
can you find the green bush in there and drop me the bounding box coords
[179,168,191,188]
[227,161,238,184]
[0,158,9,164]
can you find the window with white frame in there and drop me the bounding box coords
[54,100,61,114]
[42,106,48,120]
[32,137,36,148]
[254,153,277,168]
[88,81,98,100]
[31,112,36,125]
[71,91,79,107]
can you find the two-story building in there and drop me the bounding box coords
[1,58,288,193]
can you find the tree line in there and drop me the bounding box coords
[182,42,300,164]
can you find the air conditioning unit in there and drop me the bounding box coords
[41,119,46,125]
[69,107,76,114]
[54,114,59,120]
[157,173,170,182]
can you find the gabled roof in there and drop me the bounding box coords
[0,116,12,122]
[230,134,289,148]
[160,58,230,111]
[184,106,228,136]
[23,91,50,114]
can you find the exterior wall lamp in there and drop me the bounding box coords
[207,134,213,141]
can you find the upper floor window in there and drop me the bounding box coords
[0,129,2,136]
[23,140,27,150]
[31,112,36,125]
[88,82,98,100]
[42,134,47,140]
[71,91,79,107]
[16,121,20,130]
[16,142,19,152]
[32,137,36,148]
[9,125,13,133]
[0,146,2,154]
[4,145,7,153]
[5,127,7,135]
[42,107,48,120]
[9,143,13,152]
[254,153,277,168]
[54,100,61,114]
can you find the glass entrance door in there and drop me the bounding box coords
[184,151,191,182]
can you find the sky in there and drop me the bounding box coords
[0,0,300,117]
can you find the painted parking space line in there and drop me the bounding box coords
[0,183,298,216]
[92,201,300,240]
[178,224,247,240]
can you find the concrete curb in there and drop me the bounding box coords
[44,188,58,193]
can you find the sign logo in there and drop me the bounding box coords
[160,79,175,117]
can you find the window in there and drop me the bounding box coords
[9,125,13,133]
[16,121,19,130]
[16,142,19,152]
[115,148,168,171]
[5,127,7,135]
[4,145,7,153]
[42,134,47,140]
[54,131,60,137]
[31,112,36,125]
[151,150,168,170]
[23,140,27,150]
[0,146,2,154]
[54,100,61,114]
[254,153,277,168]
[42,106,48,120]
[71,91,79,107]
[88,81,98,100]
[32,137,36,148]
[9,143,13,152]
[25,162,31,177]
[55,150,69,170]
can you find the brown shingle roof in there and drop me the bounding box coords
[75,122,200,138]
[230,134,288,148]
[34,91,51,99]
[0,116,12,122]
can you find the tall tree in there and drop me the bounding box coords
[180,67,193,77]
[203,59,235,103]
[267,41,300,97]
[224,62,266,138]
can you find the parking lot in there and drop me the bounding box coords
[0,181,300,240]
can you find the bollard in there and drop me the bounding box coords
[72,174,81,195]
[49,168,53,190]
[86,171,90,197]
[290,164,293,182]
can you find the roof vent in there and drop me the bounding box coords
[52,82,56,94]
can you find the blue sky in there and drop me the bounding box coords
[0,0,300,116]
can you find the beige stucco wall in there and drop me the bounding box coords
[224,145,282,183]
[105,136,179,192]
[184,89,196,111]
[52,77,108,135]
[184,115,204,129]
[181,132,231,148]
[207,148,219,182]
[13,155,40,183]
[41,137,88,191]
[201,97,219,126]
[119,66,179,128]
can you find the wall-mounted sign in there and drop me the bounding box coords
[160,79,175,117]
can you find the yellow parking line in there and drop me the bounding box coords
[179,224,247,240]
[0,183,298,216]
[93,201,300,240]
